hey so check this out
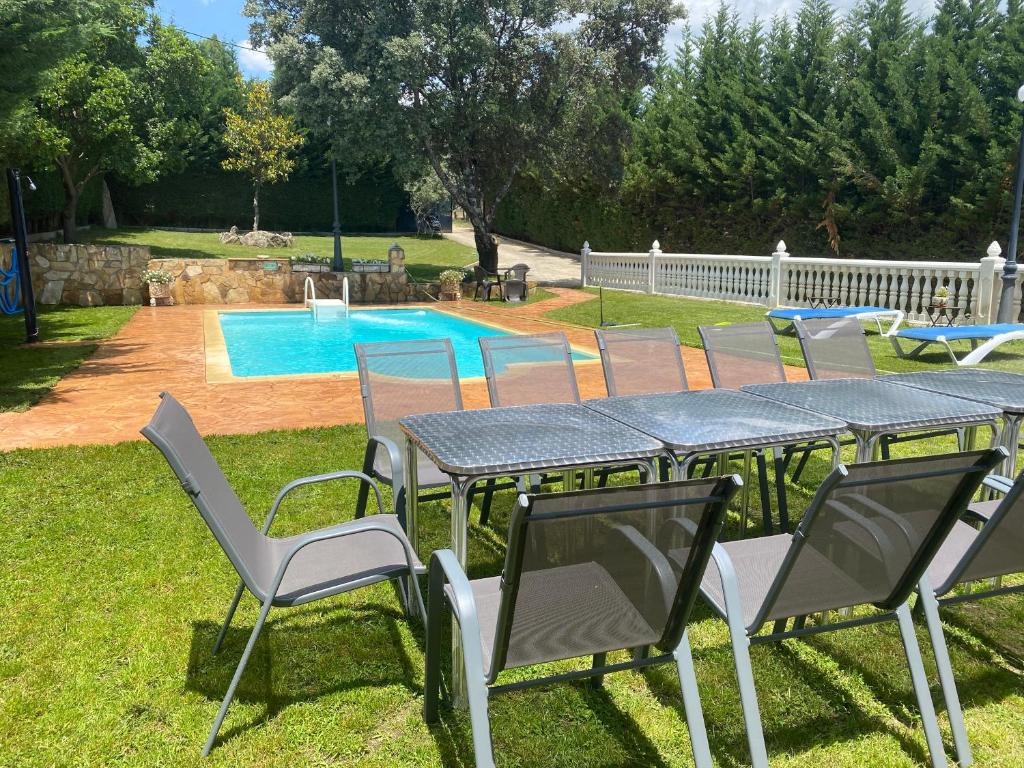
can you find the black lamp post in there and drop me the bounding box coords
[6,168,38,343]
[328,116,343,272]
[997,84,1024,323]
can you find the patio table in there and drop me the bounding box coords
[582,390,846,532]
[400,402,666,706]
[884,369,1024,475]
[743,378,1001,462]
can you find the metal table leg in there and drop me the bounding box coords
[854,432,873,463]
[449,474,474,708]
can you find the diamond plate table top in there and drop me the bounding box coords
[883,369,1024,415]
[743,378,1001,433]
[400,403,665,476]
[582,390,845,453]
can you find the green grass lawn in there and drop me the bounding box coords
[0,305,137,412]
[545,288,1024,375]
[79,228,478,281]
[2,423,1024,767]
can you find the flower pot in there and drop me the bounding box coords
[932,295,948,307]
[439,288,462,301]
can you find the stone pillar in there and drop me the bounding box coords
[580,240,590,287]
[769,240,789,308]
[648,240,661,295]
[976,241,1004,324]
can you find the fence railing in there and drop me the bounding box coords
[581,240,1014,324]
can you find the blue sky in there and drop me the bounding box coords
[155,0,940,80]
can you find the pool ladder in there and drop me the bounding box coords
[304,275,349,321]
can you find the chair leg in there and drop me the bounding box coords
[423,570,445,724]
[674,629,713,768]
[589,652,607,689]
[772,448,790,533]
[727,623,769,768]
[918,589,973,767]
[203,598,273,756]
[355,444,375,519]
[755,450,773,534]
[790,445,813,482]
[895,603,948,768]
[479,478,497,526]
[880,434,892,461]
[212,582,246,655]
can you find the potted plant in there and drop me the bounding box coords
[932,285,950,307]
[289,253,332,272]
[438,269,464,301]
[142,268,174,306]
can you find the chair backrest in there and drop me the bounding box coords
[698,322,786,389]
[487,476,739,679]
[354,339,463,448]
[141,392,268,591]
[506,263,530,281]
[479,332,580,406]
[595,326,688,396]
[934,467,1024,592]
[795,316,876,379]
[474,265,496,282]
[753,449,1003,631]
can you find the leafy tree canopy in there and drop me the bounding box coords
[246,0,681,270]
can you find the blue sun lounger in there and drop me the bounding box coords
[887,323,1024,366]
[766,305,904,335]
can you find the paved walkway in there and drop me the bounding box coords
[444,225,582,287]
[0,289,806,451]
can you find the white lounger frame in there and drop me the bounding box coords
[886,328,1024,366]
[768,308,905,335]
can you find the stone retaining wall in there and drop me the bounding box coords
[0,241,422,306]
[0,242,150,306]
[151,246,416,305]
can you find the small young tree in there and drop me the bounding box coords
[221,78,304,231]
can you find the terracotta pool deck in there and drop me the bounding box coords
[0,289,806,451]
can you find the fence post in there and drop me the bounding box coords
[977,241,1004,323]
[580,240,591,287]
[648,239,660,294]
[768,240,788,307]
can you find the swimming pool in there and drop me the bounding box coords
[217,308,586,378]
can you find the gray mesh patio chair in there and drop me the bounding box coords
[699,321,799,531]
[694,448,1003,768]
[141,392,426,756]
[479,331,581,406]
[793,315,877,379]
[424,476,742,768]
[917,458,1023,768]
[595,326,688,397]
[794,316,962,462]
[354,339,510,525]
[699,322,787,390]
[473,264,503,301]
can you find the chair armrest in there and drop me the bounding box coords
[983,474,1013,495]
[610,524,678,613]
[428,549,489,678]
[263,470,385,534]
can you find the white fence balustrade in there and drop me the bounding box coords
[580,239,1013,324]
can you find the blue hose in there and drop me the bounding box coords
[0,246,22,315]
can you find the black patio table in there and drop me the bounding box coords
[582,390,847,532]
[884,368,1024,475]
[399,401,666,706]
[743,378,1002,462]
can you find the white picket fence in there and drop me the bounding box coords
[581,240,1019,324]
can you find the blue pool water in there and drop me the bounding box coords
[219,309,587,378]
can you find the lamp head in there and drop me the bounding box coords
[1018,84,1024,103]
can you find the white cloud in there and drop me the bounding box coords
[238,39,273,77]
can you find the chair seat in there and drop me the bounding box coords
[699,533,866,630]
[447,562,660,676]
[267,514,423,606]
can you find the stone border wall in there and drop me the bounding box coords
[0,242,150,306]
[151,246,417,305]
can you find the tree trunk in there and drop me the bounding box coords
[62,188,79,244]
[252,181,261,231]
[473,225,499,273]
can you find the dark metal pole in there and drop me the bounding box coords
[328,117,343,272]
[6,168,39,343]
[997,84,1024,323]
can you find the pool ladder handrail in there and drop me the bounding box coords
[304,275,349,321]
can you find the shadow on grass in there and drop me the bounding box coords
[186,599,421,750]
